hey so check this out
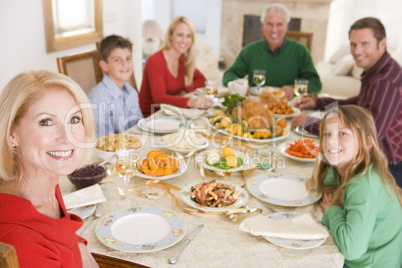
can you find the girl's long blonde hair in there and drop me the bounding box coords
[306,105,402,206]
[0,70,96,182]
[161,16,196,86]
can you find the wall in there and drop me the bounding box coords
[325,0,402,61]
[150,0,222,55]
[219,0,332,69]
[0,0,142,91]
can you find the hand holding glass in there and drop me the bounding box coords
[294,79,309,97]
[253,70,266,93]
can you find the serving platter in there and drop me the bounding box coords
[278,141,318,163]
[246,173,321,207]
[154,133,210,154]
[180,180,249,212]
[263,212,327,250]
[136,153,188,180]
[210,124,289,144]
[195,150,255,173]
[96,206,187,253]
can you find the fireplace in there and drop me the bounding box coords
[220,0,332,68]
[242,15,301,47]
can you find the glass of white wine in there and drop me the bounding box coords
[253,69,266,94]
[204,80,218,99]
[115,149,139,207]
[294,78,309,101]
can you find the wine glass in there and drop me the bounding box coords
[115,149,139,207]
[294,78,309,102]
[253,69,266,94]
[204,81,218,99]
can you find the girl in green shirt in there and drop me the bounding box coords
[307,105,402,268]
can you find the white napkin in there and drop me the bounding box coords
[160,104,206,118]
[62,184,106,210]
[239,214,329,240]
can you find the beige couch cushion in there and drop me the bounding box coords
[332,54,355,75]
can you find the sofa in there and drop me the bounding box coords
[315,45,402,99]
[194,37,220,83]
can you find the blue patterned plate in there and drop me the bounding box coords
[246,173,321,207]
[263,212,327,249]
[67,204,97,219]
[95,206,187,253]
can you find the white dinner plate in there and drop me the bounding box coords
[292,126,319,139]
[246,173,322,207]
[136,153,188,180]
[278,141,318,163]
[263,212,327,249]
[137,117,183,134]
[154,133,210,154]
[180,180,249,212]
[96,206,187,253]
[210,124,289,144]
[67,204,97,220]
[195,150,255,173]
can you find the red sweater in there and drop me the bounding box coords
[0,185,86,268]
[139,50,206,117]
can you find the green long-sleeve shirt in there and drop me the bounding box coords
[222,38,322,93]
[322,166,402,268]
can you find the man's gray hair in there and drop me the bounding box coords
[260,3,291,24]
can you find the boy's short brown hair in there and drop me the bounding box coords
[99,35,133,62]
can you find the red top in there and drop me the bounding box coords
[139,50,206,117]
[0,185,86,268]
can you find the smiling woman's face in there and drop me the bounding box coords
[10,88,86,177]
[170,22,193,55]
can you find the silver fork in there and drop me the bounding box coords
[77,203,105,235]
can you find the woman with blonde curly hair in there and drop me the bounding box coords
[139,16,213,117]
[0,70,98,267]
[307,105,401,268]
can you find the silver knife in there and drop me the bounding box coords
[168,224,204,264]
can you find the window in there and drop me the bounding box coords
[43,0,103,52]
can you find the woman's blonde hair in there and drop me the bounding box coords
[161,16,196,86]
[306,105,402,206]
[0,70,96,182]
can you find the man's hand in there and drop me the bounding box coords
[293,97,316,110]
[291,113,309,129]
[281,85,294,100]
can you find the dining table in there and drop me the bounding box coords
[60,95,344,268]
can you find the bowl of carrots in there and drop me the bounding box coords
[278,139,319,162]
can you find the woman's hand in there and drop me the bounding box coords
[187,96,214,109]
[319,192,334,212]
[78,242,99,268]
